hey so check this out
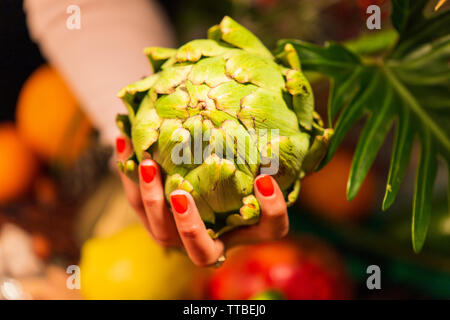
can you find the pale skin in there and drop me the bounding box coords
[116,135,289,267]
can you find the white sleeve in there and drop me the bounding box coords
[24,0,174,145]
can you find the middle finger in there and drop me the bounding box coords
[139,159,181,247]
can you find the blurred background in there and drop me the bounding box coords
[0,0,449,300]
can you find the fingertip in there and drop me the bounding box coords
[169,190,191,214]
[170,189,191,197]
[115,135,132,161]
[116,136,126,154]
[254,174,277,198]
[254,175,288,221]
[139,159,158,184]
[140,158,157,167]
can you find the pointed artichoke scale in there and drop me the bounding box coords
[207,25,222,43]
[165,173,215,224]
[184,154,254,214]
[117,156,139,184]
[176,39,229,63]
[275,43,301,71]
[261,133,309,191]
[275,43,315,131]
[188,56,230,87]
[118,74,159,97]
[220,120,260,177]
[154,86,190,119]
[221,194,260,237]
[208,16,272,59]
[131,94,162,162]
[152,119,192,176]
[239,88,300,137]
[116,114,131,138]
[143,47,177,72]
[117,74,159,123]
[225,50,284,92]
[209,81,257,117]
[302,128,334,174]
[285,69,315,131]
[286,179,301,206]
[152,64,192,94]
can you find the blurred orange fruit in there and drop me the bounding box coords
[299,150,376,221]
[0,123,38,204]
[16,65,92,167]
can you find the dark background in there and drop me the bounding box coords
[0,0,43,122]
[0,0,188,122]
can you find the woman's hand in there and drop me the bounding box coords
[116,136,289,267]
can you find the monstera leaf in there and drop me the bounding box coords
[276,0,450,252]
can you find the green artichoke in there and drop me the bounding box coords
[116,16,332,237]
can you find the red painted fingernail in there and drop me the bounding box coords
[170,193,188,214]
[116,137,126,153]
[256,175,274,197]
[140,161,156,183]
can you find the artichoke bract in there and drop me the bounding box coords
[117,16,332,237]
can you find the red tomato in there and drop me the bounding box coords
[207,237,353,300]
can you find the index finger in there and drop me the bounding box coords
[116,136,150,232]
[169,190,224,267]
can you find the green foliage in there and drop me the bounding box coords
[276,0,450,252]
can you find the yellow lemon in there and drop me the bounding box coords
[80,224,196,300]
